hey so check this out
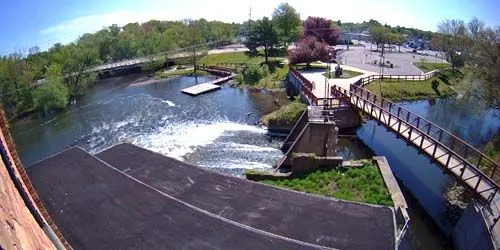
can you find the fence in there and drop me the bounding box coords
[354,70,441,87]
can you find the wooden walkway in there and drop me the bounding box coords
[181,66,236,96]
[332,85,500,204]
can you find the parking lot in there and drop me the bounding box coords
[335,42,447,75]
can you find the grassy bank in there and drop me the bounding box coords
[198,51,284,66]
[414,62,450,73]
[258,161,393,206]
[155,68,210,78]
[260,101,307,126]
[484,134,500,164]
[366,78,455,101]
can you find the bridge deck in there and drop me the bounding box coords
[333,86,499,203]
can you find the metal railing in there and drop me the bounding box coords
[289,68,317,105]
[332,85,500,204]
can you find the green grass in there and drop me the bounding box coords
[366,77,456,101]
[484,135,500,166]
[323,69,363,79]
[155,68,209,78]
[259,161,393,206]
[260,101,307,126]
[255,65,289,89]
[198,51,284,66]
[414,62,450,73]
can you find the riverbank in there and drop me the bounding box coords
[154,67,210,78]
[260,101,307,133]
[365,69,462,101]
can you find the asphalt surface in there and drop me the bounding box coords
[336,44,447,75]
[97,143,396,250]
[27,147,322,250]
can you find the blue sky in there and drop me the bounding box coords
[1,0,499,55]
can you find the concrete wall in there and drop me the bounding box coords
[281,122,338,167]
[291,154,343,175]
[452,201,495,250]
[331,107,362,129]
[0,118,59,249]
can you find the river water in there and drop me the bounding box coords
[10,74,500,249]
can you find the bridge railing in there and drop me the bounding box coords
[289,68,317,105]
[340,84,500,189]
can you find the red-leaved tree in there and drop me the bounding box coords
[288,36,330,66]
[303,17,339,46]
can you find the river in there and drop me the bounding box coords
[10,73,500,249]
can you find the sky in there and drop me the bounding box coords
[0,0,499,55]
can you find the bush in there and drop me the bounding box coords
[261,101,307,126]
[241,64,268,85]
[431,79,440,90]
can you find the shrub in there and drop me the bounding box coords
[431,79,440,90]
[242,64,267,84]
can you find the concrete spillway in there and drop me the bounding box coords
[28,143,395,250]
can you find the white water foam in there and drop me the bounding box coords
[161,100,176,107]
[132,121,267,161]
[207,160,273,170]
[224,142,281,153]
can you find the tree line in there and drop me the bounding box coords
[0,19,240,118]
[432,17,500,109]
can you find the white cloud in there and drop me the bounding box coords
[37,0,440,49]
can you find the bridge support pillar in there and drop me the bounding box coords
[278,118,339,169]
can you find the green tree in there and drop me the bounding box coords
[32,64,69,115]
[245,17,279,65]
[272,3,301,47]
[435,19,467,71]
[369,25,391,51]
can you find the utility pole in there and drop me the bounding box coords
[248,7,252,34]
[189,20,197,73]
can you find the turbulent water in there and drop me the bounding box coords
[11,74,286,175]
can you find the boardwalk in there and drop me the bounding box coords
[181,69,236,96]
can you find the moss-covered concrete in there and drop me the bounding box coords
[260,101,307,133]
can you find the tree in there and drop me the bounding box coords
[244,17,279,65]
[470,26,500,109]
[435,19,467,71]
[57,42,100,98]
[288,36,330,67]
[32,64,69,115]
[272,3,301,47]
[303,17,339,46]
[369,25,391,51]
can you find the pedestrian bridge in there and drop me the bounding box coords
[288,67,500,206]
[331,84,500,204]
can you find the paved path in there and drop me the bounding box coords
[299,63,376,102]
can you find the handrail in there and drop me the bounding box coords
[289,68,317,105]
[348,84,500,183]
[332,85,500,203]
